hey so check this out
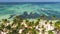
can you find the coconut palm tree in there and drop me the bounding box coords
[21,27,38,34]
[12,16,23,28]
[21,27,28,34]
[45,22,47,25]
[51,15,56,20]
[42,28,46,34]
[30,27,38,34]
[54,20,60,32]
[21,19,39,34]
[2,19,9,26]
[25,19,29,24]
[0,19,8,31]
[27,21,34,28]
[2,19,8,23]
[49,22,53,26]
[40,14,46,20]
[48,30,54,34]
[41,25,46,34]
[0,23,5,31]
[45,20,49,24]
[5,25,12,31]
[7,16,22,34]
[13,16,23,23]
[34,18,40,27]
[7,29,19,34]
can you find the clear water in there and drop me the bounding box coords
[0,2,60,19]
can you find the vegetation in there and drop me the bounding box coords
[0,15,60,34]
[48,30,54,34]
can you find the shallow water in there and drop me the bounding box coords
[0,2,60,19]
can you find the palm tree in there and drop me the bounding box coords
[45,22,47,25]
[22,27,39,34]
[49,22,53,26]
[13,16,23,23]
[21,27,28,34]
[45,20,49,24]
[12,16,23,28]
[25,19,29,24]
[7,29,19,34]
[0,23,5,31]
[53,20,60,34]
[21,19,39,34]
[34,18,40,27]
[2,19,8,26]
[5,25,12,32]
[54,20,60,31]
[0,19,8,32]
[25,19,29,27]
[51,15,56,20]
[41,25,46,34]
[13,16,19,24]
[28,21,34,28]
[30,27,38,34]
[48,30,54,34]
[42,28,46,34]
[40,14,46,20]
[2,19,8,23]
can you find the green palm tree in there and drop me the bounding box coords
[13,16,19,24]
[27,22,34,28]
[21,27,29,34]
[21,19,39,34]
[48,30,54,34]
[12,16,23,27]
[54,20,60,30]
[2,19,8,23]
[34,18,40,27]
[42,28,46,34]
[40,14,46,20]
[51,15,56,20]
[30,27,38,34]
[0,19,8,33]
[41,25,46,34]
[25,19,29,24]
[50,22,53,26]
[45,22,47,24]
[5,25,12,31]
[7,29,19,34]
[19,18,23,22]
[13,16,23,23]
[0,23,5,31]
[2,19,8,26]
[45,20,49,24]
[22,27,38,34]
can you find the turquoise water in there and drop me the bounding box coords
[0,2,60,19]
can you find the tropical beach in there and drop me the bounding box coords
[0,2,60,34]
[0,15,60,34]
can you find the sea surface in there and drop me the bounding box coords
[0,2,60,19]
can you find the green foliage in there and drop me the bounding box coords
[40,14,46,20]
[51,15,56,20]
[0,15,58,34]
[54,20,60,29]
[7,29,19,34]
[34,21,39,26]
[0,24,5,29]
[28,21,34,27]
[48,30,54,34]
[5,25,11,30]
[32,28,38,34]
[22,28,29,34]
